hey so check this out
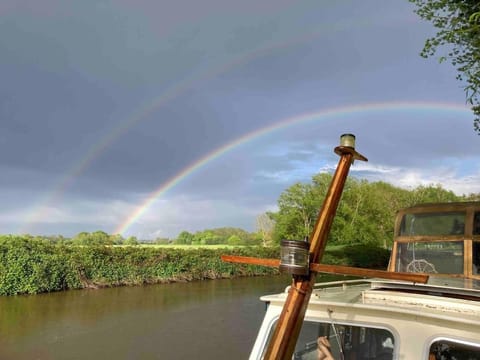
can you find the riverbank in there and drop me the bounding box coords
[0,236,390,296]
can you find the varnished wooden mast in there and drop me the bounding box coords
[262,136,367,360]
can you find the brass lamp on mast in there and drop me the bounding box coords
[279,239,310,276]
[339,133,356,148]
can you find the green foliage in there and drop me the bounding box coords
[0,236,81,295]
[271,173,468,248]
[271,181,323,241]
[174,227,259,246]
[72,231,116,246]
[408,184,459,204]
[154,237,171,245]
[324,244,391,269]
[0,236,280,296]
[175,231,194,244]
[227,235,242,246]
[110,234,125,245]
[0,235,393,296]
[124,236,139,246]
[462,192,480,201]
[409,0,480,133]
[195,231,222,245]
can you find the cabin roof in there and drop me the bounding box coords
[398,201,480,213]
[260,278,480,324]
[371,276,480,295]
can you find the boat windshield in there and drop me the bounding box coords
[399,212,465,236]
[395,241,464,274]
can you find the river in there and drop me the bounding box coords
[0,275,293,359]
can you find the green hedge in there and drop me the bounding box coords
[323,243,391,268]
[0,236,280,295]
[0,236,390,296]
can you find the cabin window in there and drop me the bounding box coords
[265,320,395,360]
[429,339,480,359]
[473,242,480,275]
[474,212,480,236]
[396,241,464,274]
[399,212,465,236]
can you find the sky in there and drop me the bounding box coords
[1,1,479,240]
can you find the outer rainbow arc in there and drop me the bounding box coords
[114,101,471,236]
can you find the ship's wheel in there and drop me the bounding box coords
[406,259,437,274]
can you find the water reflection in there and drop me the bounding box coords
[0,276,291,359]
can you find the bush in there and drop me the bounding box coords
[325,244,390,269]
[0,236,280,295]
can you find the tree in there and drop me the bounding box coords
[175,231,194,245]
[124,236,138,246]
[90,230,113,245]
[271,182,322,242]
[408,184,458,204]
[110,233,124,245]
[409,0,480,133]
[154,237,170,245]
[227,235,243,246]
[462,192,480,200]
[256,213,275,246]
[269,172,463,248]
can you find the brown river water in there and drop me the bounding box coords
[0,275,293,360]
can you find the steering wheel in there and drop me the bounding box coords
[406,259,438,273]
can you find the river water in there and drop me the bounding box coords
[0,275,292,359]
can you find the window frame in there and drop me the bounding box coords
[424,336,480,359]
[262,315,399,360]
[389,203,480,278]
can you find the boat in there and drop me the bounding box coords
[222,134,480,359]
[249,201,480,359]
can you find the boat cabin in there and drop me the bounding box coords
[250,202,480,359]
[387,201,480,278]
[250,278,480,359]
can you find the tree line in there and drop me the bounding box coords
[173,227,261,246]
[265,173,479,248]
[18,231,141,246]
[21,228,263,247]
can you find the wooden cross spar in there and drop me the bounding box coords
[221,134,429,360]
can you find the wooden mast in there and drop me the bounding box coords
[262,134,367,360]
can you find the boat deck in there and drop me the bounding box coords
[260,277,480,325]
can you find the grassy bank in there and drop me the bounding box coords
[0,236,390,296]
